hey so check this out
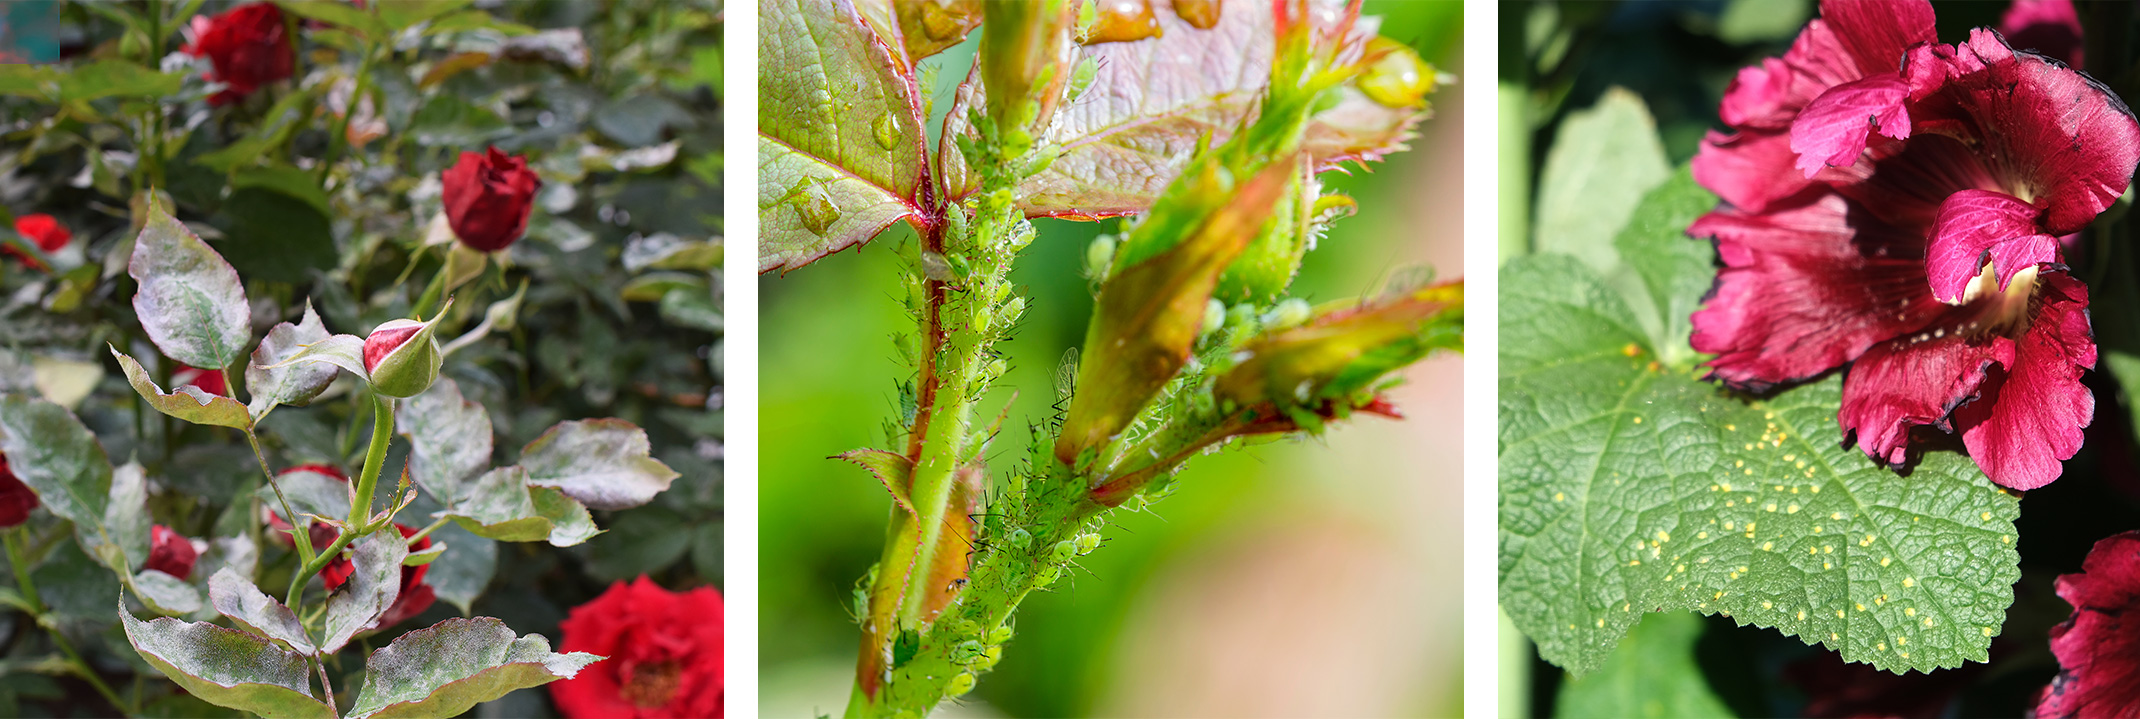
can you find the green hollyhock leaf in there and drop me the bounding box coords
[1553,611,1733,718]
[0,394,112,528]
[518,419,679,510]
[1498,253,2021,675]
[396,379,494,509]
[110,347,252,430]
[345,617,601,719]
[246,304,342,420]
[320,530,409,655]
[208,568,316,655]
[120,602,336,719]
[1532,88,1671,272]
[757,0,930,273]
[1608,168,1718,366]
[129,205,252,371]
[441,467,600,547]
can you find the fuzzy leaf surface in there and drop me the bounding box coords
[346,617,601,719]
[517,419,678,510]
[133,569,205,616]
[1498,253,2021,675]
[757,0,929,273]
[120,604,335,719]
[1533,88,1671,273]
[128,206,252,370]
[1553,611,1733,718]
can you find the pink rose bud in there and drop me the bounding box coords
[146,525,198,579]
[362,304,449,398]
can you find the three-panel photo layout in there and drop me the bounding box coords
[3,0,2139,717]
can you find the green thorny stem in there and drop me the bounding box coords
[284,392,396,607]
[6,529,134,716]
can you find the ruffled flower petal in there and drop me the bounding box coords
[1791,74,1913,177]
[1939,29,2140,235]
[1951,272,2094,490]
[2037,531,2140,718]
[1840,331,2009,466]
[1925,189,2061,303]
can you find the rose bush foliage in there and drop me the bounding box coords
[0,1,721,716]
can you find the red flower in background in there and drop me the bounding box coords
[1689,0,2140,490]
[2037,531,2140,718]
[170,365,228,397]
[318,523,437,630]
[0,455,39,528]
[441,147,542,252]
[182,3,293,106]
[146,525,198,579]
[6,214,71,269]
[550,577,723,719]
[2001,0,2082,69]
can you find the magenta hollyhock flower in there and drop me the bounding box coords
[2036,531,2140,718]
[2001,0,2082,69]
[1689,0,2140,490]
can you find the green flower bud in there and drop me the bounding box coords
[980,0,1077,140]
[361,300,452,398]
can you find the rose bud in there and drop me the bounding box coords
[980,0,1078,141]
[549,576,723,719]
[0,454,40,528]
[1054,158,1294,465]
[1358,37,1437,109]
[1212,280,1464,418]
[318,523,436,631]
[441,147,542,252]
[145,525,199,579]
[180,3,293,106]
[5,214,71,270]
[362,305,449,398]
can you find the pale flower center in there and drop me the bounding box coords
[1953,261,2038,337]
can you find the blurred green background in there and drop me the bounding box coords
[760,3,1463,717]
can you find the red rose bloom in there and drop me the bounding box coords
[440,147,542,252]
[170,365,228,397]
[319,523,437,631]
[0,454,39,528]
[146,525,199,579]
[550,576,723,719]
[2037,531,2140,718]
[182,3,293,106]
[1689,0,2140,490]
[6,214,70,270]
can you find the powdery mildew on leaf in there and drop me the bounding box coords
[246,304,342,419]
[111,347,252,430]
[442,466,600,547]
[396,379,495,508]
[128,206,252,370]
[346,617,601,719]
[518,419,679,511]
[0,394,112,528]
[320,530,409,654]
[1499,254,2021,675]
[120,602,334,719]
[209,568,317,655]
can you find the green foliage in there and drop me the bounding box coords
[1553,612,1734,719]
[120,605,337,719]
[1501,171,2023,674]
[343,618,599,719]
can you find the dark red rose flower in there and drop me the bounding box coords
[181,3,293,106]
[2037,531,2140,718]
[2001,0,2082,69]
[0,454,39,528]
[1689,0,2140,490]
[169,365,228,397]
[146,525,199,579]
[319,523,436,630]
[550,576,723,719]
[440,147,542,252]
